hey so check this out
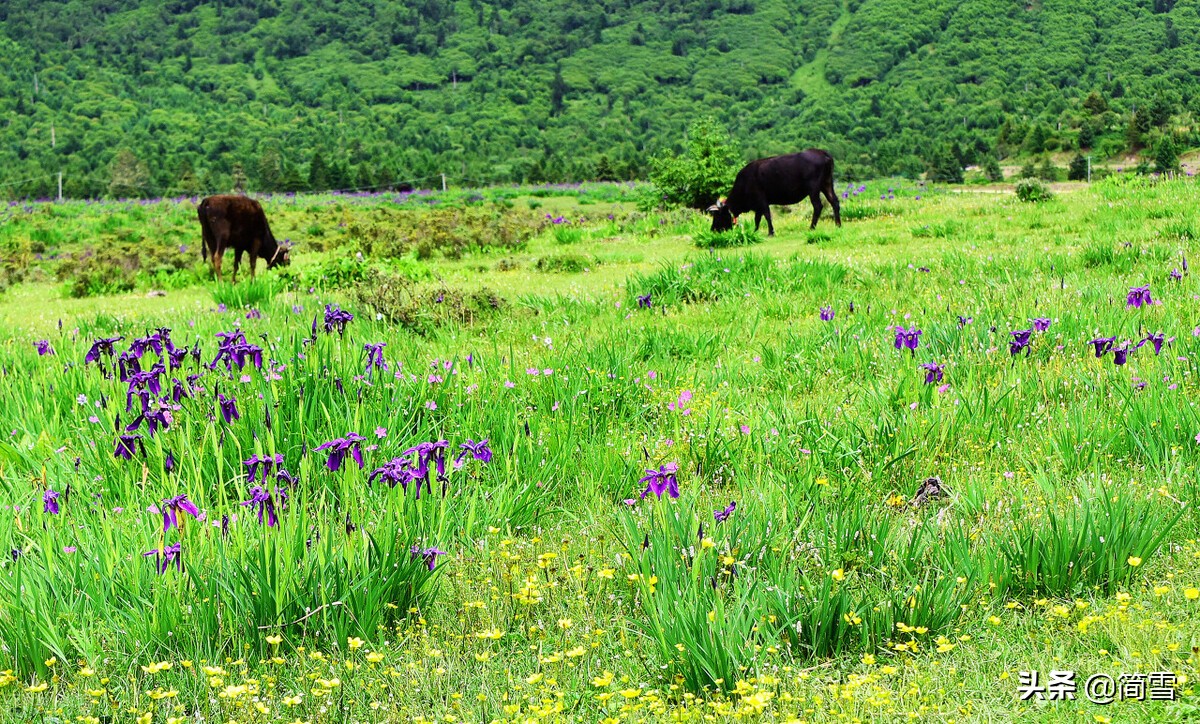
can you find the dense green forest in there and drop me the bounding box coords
[2,0,1199,198]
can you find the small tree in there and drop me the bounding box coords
[108,148,150,198]
[1154,134,1179,174]
[1019,162,1037,179]
[1037,157,1058,182]
[982,156,1004,182]
[1067,154,1089,181]
[925,145,963,183]
[648,118,741,209]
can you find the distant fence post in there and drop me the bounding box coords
[58,171,63,202]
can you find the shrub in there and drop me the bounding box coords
[306,253,372,289]
[647,117,741,209]
[692,223,763,248]
[551,226,584,245]
[350,270,507,336]
[535,253,592,273]
[344,207,544,261]
[56,241,191,298]
[1015,178,1053,203]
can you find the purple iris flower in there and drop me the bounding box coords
[315,433,366,471]
[364,342,388,375]
[114,433,145,460]
[404,440,450,479]
[84,336,123,370]
[168,346,188,369]
[1009,329,1033,356]
[410,545,447,571]
[1170,269,1183,281]
[1088,336,1116,358]
[171,377,192,403]
[218,393,240,424]
[244,453,285,484]
[714,501,736,523]
[117,351,141,382]
[637,294,652,309]
[126,406,172,437]
[1126,285,1152,308]
[455,439,493,466]
[819,306,834,322]
[919,362,945,384]
[639,462,680,500]
[1136,332,1170,355]
[143,542,183,574]
[43,489,60,515]
[1113,343,1131,366]
[894,327,922,353]
[957,316,973,328]
[324,304,354,335]
[241,486,278,527]
[164,452,176,474]
[160,494,201,532]
[1032,318,1051,332]
[246,308,262,320]
[368,457,418,491]
[35,340,54,356]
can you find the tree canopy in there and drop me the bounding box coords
[2,0,1198,198]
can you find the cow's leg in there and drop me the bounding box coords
[248,252,257,279]
[211,250,223,283]
[764,207,775,236]
[809,193,823,230]
[824,178,842,227]
[753,211,763,232]
[232,249,243,283]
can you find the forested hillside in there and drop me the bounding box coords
[2,0,1198,198]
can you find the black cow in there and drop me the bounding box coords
[707,149,841,235]
[198,195,290,282]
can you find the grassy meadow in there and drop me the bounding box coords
[0,177,1199,723]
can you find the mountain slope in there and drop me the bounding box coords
[1,0,1197,197]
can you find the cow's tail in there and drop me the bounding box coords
[197,198,210,260]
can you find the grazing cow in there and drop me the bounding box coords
[197,195,289,282]
[707,149,841,235]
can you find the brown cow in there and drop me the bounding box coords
[198,195,290,282]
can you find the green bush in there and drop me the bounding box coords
[647,118,741,210]
[56,241,190,298]
[692,223,763,248]
[1015,178,1053,203]
[535,253,593,273]
[350,270,507,336]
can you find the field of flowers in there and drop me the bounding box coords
[1,176,1199,723]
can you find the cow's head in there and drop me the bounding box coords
[706,198,736,232]
[267,243,291,269]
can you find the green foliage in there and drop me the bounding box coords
[1154,134,1180,173]
[1,2,1198,196]
[993,490,1184,597]
[347,207,544,261]
[55,241,191,298]
[1036,158,1059,182]
[1068,154,1089,181]
[1014,178,1053,203]
[982,157,1004,182]
[209,278,282,309]
[349,270,507,335]
[648,118,741,210]
[535,252,593,273]
[925,146,963,184]
[692,223,764,249]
